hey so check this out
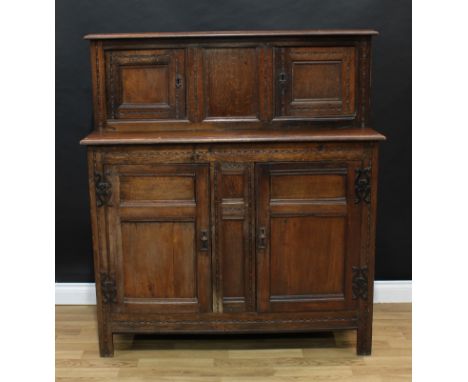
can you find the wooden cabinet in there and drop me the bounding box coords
[81,30,384,357]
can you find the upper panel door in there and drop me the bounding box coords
[256,162,362,313]
[275,47,356,118]
[105,163,211,314]
[105,49,186,120]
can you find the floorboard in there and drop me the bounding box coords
[55,303,411,381]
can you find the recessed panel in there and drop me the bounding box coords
[292,62,341,101]
[204,48,259,118]
[221,220,245,298]
[121,66,169,105]
[270,216,346,296]
[122,222,196,299]
[120,175,194,201]
[221,174,245,198]
[271,174,346,199]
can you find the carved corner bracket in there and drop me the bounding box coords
[355,167,371,204]
[352,266,369,300]
[100,272,117,304]
[95,172,112,207]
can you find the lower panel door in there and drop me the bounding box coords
[105,163,211,314]
[256,161,362,313]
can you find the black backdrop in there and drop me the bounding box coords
[56,0,411,282]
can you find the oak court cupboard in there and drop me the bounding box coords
[80,29,385,357]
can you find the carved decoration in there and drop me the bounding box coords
[345,59,351,110]
[95,172,112,207]
[360,41,370,127]
[355,167,371,204]
[221,162,245,170]
[108,53,115,118]
[213,163,221,312]
[113,316,357,328]
[193,48,199,120]
[279,48,287,115]
[247,164,254,311]
[262,46,270,121]
[175,59,181,119]
[352,266,368,300]
[102,144,359,164]
[100,272,117,304]
[94,43,103,129]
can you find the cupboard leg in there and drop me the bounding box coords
[356,311,373,355]
[98,325,114,357]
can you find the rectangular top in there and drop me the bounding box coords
[80,128,385,145]
[84,29,378,40]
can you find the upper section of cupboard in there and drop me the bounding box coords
[85,30,378,133]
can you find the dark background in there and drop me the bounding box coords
[56,0,411,282]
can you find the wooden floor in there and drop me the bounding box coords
[56,304,411,381]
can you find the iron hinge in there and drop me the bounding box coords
[100,272,117,304]
[94,172,112,207]
[352,266,369,300]
[355,167,371,204]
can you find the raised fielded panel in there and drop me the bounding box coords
[105,164,211,314]
[105,49,186,120]
[275,47,356,118]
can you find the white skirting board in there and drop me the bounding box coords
[55,281,412,305]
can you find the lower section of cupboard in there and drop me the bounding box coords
[97,310,373,357]
[87,141,379,358]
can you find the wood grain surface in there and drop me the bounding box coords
[84,29,379,40]
[56,303,411,381]
[80,128,385,145]
[83,31,383,357]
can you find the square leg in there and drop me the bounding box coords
[356,311,373,355]
[98,324,114,357]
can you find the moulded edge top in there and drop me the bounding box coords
[80,128,386,146]
[83,29,379,40]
